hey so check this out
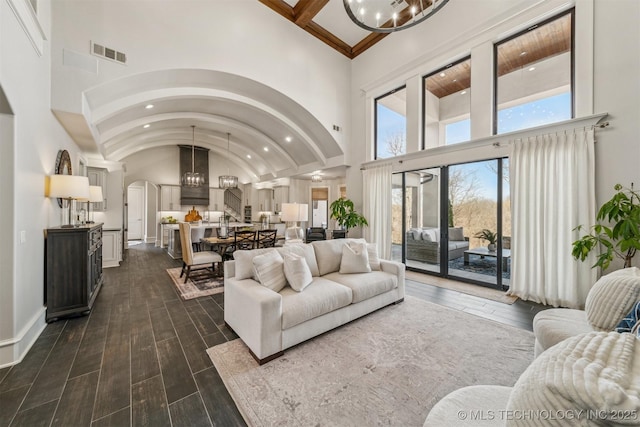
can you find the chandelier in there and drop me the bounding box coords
[343,0,449,33]
[182,125,206,187]
[311,174,322,183]
[219,132,238,189]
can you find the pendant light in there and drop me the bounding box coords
[182,125,205,187]
[219,132,238,189]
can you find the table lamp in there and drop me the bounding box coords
[48,175,90,227]
[282,203,308,243]
[78,185,103,224]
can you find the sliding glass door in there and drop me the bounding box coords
[394,158,510,290]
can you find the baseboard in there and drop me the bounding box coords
[0,307,47,368]
[145,236,156,244]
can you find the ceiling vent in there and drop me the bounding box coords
[90,41,127,65]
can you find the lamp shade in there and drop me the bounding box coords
[281,203,308,222]
[89,185,103,202]
[49,175,90,200]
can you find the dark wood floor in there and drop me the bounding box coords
[0,243,548,426]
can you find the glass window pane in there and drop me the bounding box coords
[375,87,406,159]
[424,58,471,148]
[496,11,573,134]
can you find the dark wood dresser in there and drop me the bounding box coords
[45,223,104,322]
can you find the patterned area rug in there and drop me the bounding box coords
[166,267,224,300]
[450,254,511,280]
[208,296,534,426]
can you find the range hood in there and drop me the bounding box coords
[179,145,210,206]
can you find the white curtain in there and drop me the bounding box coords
[362,163,392,259]
[509,128,597,309]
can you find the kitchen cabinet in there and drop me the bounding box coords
[87,167,107,210]
[102,229,122,268]
[161,185,181,211]
[209,188,225,211]
[45,223,103,322]
[273,186,289,213]
[257,189,273,212]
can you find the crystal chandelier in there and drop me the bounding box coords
[311,174,322,183]
[343,0,449,33]
[219,132,238,189]
[182,125,206,187]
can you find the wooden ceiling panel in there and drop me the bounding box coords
[425,59,471,99]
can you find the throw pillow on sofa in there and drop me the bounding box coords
[283,253,313,292]
[448,227,464,241]
[340,241,371,274]
[367,243,381,271]
[585,267,640,331]
[252,250,287,292]
[615,301,640,337]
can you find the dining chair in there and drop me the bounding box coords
[256,229,277,248]
[224,229,256,260]
[179,223,223,282]
[191,226,206,252]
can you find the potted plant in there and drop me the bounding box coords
[474,229,498,251]
[329,198,368,238]
[572,184,640,270]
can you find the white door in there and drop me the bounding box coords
[128,186,144,240]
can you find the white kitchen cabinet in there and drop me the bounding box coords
[209,188,225,211]
[273,186,289,213]
[160,185,181,211]
[102,229,122,268]
[87,167,108,210]
[257,189,273,212]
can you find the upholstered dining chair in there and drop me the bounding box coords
[190,225,205,252]
[256,229,277,248]
[178,222,222,283]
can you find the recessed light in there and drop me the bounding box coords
[263,147,269,152]
[285,136,292,143]
[246,154,251,159]
[145,104,154,109]
[460,90,467,95]
[452,79,457,82]
[528,66,536,71]
[439,72,446,77]
[520,51,527,56]
[143,124,150,129]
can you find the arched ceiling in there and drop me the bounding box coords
[76,69,346,183]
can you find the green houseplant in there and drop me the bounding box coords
[329,198,368,237]
[474,229,498,251]
[572,184,640,269]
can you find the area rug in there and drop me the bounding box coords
[166,267,224,300]
[207,296,534,426]
[450,254,511,280]
[405,270,518,304]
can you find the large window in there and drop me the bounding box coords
[375,86,406,159]
[423,58,471,148]
[495,10,573,134]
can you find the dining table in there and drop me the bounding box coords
[202,236,236,257]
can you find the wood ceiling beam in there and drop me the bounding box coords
[293,0,329,27]
[258,0,383,59]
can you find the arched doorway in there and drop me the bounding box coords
[126,180,159,246]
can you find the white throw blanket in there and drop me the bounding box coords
[506,332,640,426]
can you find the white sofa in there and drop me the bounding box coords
[224,238,405,364]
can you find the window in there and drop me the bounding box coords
[375,86,406,159]
[423,57,471,148]
[495,10,573,134]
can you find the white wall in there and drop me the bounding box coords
[1,0,86,366]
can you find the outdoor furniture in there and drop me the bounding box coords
[178,223,223,282]
[463,247,511,272]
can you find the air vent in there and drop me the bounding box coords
[90,41,127,65]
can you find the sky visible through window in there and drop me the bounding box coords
[497,92,571,134]
[376,104,406,159]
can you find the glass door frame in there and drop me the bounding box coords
[396,157,508,291]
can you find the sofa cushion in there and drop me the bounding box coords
[252,250,287,292]
[280,278,353,329]
[409,228,422,240]
[506,331,640,426]
[448,227,464,242]
[422,228,439,242]
[532,308,592,352]
[340,241,371,274]
[283,253,313,292]
[449,241,469,250]
[278,244,320,277]
[325,271,397,304]
[585,267,640,331]
[312,239,359,276]
[367,243,381,271]
[234,248,278,280]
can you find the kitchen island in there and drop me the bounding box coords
[165,222,255,259]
